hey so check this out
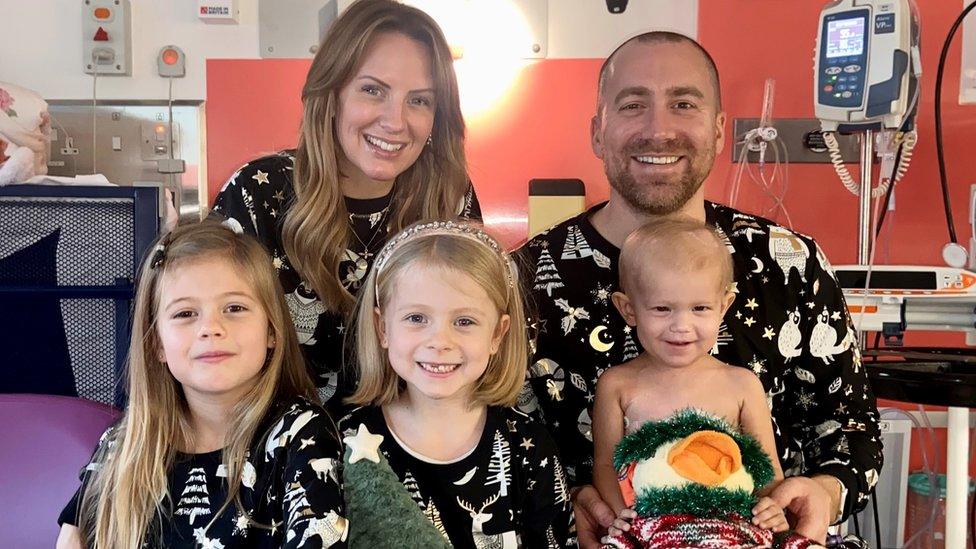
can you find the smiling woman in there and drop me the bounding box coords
[211,0,481,411]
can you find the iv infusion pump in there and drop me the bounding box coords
[814,0,919,132]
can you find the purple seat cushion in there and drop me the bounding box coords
[0,394,120,548]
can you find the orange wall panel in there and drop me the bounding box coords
[206,59,308,204]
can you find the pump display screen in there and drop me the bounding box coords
[826,17,866,58]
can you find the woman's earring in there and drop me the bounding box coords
[426,134,433,147]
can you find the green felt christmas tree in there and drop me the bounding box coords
[342,424,453,549]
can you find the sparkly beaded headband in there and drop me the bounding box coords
[372,220,516,299]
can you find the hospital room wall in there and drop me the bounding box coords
[0,0,261,100]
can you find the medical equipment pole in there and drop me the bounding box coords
[856,131,874,350]
[857,130,874,265]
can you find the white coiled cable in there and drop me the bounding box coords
[824,130,917,198]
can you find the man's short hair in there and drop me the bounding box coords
[597,31,722,109]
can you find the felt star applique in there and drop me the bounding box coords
[343,424,384,464]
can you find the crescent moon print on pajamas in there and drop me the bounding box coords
[750,256,765,273]
[768,225,810,284]
[589,326,614,352]
[285,285,325,345]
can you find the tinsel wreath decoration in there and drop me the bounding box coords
[603,409,825,549]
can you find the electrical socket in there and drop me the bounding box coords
[60,137,79,156]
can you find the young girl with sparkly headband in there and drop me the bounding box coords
[56,219,348,549]
[339,220,575,548]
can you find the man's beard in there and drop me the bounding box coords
[604,136,713,216]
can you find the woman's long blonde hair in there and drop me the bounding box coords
[347,221,528,408]
[283,0,469,314]
[77,220,317,548]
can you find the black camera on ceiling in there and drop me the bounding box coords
[606,0,628,13]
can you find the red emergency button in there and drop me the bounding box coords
[823,85,833,92]
[93,7,111,19]
[162,48,180,65]
[93,27,109,41]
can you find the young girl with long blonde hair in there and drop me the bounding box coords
[340,220,574,548]
[56,220,347,548]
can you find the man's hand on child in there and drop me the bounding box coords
[572,485,616,549]
[751,496,789,532]
[768,476,832,543]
